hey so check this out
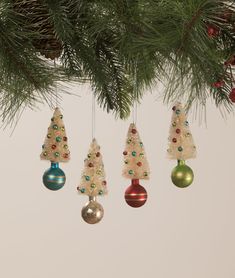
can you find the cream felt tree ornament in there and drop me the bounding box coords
[40,107,70,191]
[167,102,196,188]
[122,123,150,208]
[78,138,107,224]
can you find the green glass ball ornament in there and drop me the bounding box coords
[43,162,66,191]
[171,160,194,188]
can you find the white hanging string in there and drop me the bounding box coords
[54,60,59,108]
[92,92,96,140]
[132,65,138,124]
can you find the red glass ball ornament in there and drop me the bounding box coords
[125,179,147,208]
[229,88,235,103]
[131,128,137,134]
[207,25,219,38]
[176,128,181,134]
[123,151,128,155]
[172,138,177,143]
[137,162,142,167]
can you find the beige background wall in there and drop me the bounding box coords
[0,84,234,278]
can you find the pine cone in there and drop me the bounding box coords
[13,0,63,60]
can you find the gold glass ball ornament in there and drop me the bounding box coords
[81,197,104,224]
[171,160,194,188]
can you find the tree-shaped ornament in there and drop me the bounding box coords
[122,123,150,208]
[167,103,196,188]
[77,138,107,224]
[40,107,70,190]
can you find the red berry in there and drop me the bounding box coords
[137,162,142,167]
[123,151,128,155]
[51,144,56,149]
[172,138,177,143]
[207,25,219,38]
[131,129,137,134]
[229,88,235,103]
[176,129,181,134]
[212,81,224,88]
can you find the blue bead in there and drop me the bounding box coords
[43,162,66,191]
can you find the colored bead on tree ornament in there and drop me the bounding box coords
[42,144,45,149]
[125,179,148,208]
[47,134,51,139]
[124,160,128,164]
[185,121,189,126]
[51,144,56,149]
[54,152,60,157]
[63,153,69,159]
[123,151,128,155]
[99,190,103,195]
[139,153,144,157]
[85,176,90,181]
[96,152,100,157]
[137,162,142,167]
[51,117,54,122]
[172,106,176,111]
[172,138,177,143]
[87,153,92,158]
[91,183,96,188]
[80,188,85,193]
[178,146,183,152]
[131,128,137,134]
[88,163,94,167]
[140,142,143,147]
[64,144,68,149]
[63,136,68,142]
[102,181,107,185]
[43,162,66,191]
[176,128,181,134]
[127,139,132,144]
[144,172,148,177]
[43,151,47,156]
[53,124,58,130]
[132,151,137,156]
[56,136,62,142]
[172,122,177,127]
[176,109,181,115]
[59,115,63,119]
[61,127,65,131]
[129,170,134,175]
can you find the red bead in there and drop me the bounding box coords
[172,138,177,143]
[229,88,235,103]
[125,181,147,208]
[123,151,128,155]
[137,162,142,167]
[102,180,107,186]
[176,129,181,134]
[172,106,176,111]
[207,25,219,38]
[63,153,69,158]
[131,129,137,134]
[63,136,68,142]
[51,144,56,149]
[88,163,94,167]
[96,152,100,157]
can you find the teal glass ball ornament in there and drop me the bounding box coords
[43,162,66,191]
[171,160,194,188]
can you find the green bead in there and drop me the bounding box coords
[80,188,85,193]
[99,190,103,195]
[54,152,60,157]
[172,122,177,127]
[132,151,137,157]
[124,160,128,164]
[139,153,144,157]
[64,144,68,149]
[56,136,62,142]
[61,127,65,131]
[51,117,54,122]
[144,171,148,177]
[176,109,181,115]
[171,160,194,188]
[129,170,134,175]
[91,183,96,188]
[178,146,183,152]
[43,151,47,156]
[140,142,143,147]
[47,134,51,139]
[59,115,63,119]
[87,153,92,158]
[85,176,90,181]
[127,139,132,144]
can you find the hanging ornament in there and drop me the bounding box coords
[78,138,107,224]
[167,103,196,188]
[122,123,150,208]
[229,88,235,103]
[40,107,70,190]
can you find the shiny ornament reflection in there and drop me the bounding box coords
[125,179,147,208]
[81,197,104,224]
[43,162,66,191]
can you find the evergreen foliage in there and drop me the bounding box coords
[0,0,234,122]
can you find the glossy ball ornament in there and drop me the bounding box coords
[171,160,194,188]
[125,179,147,208]
[43,162,66,191]
[81,197,104,224]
